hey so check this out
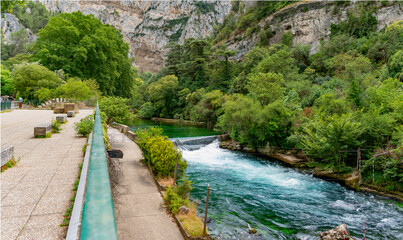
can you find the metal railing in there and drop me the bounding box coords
[80,103,118,239]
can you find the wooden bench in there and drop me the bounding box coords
[34,123,52,137]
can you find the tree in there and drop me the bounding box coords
[208,44,236,91]
[7,28,31,58]
[301,113,365,163]
[12,1,53,33]
[246,72,284,105]
[99,96,134,124]
[139,102,155,119]
[190,90,226,128]
[1,0,26,13]
[54,77,90,100]
[148,75,179,118]
[13,63,63,99]
[1,64,14,95]
[180,38,211,91]
[253,45,299,81]
[33,11,135,97]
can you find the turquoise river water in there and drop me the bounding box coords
[131,121,403,239]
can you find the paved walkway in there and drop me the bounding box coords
[1,109,93,239]
[108,127,184,240]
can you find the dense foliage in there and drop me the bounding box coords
[131,10,402,190]
[136,127,187,178]
[33,11,135,97]
[12,1,53,33]
[99,96,135,124]
[74,115,94,137]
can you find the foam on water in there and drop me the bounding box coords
[181,141,403,240]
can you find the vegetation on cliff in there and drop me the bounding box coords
[132,13,402,191]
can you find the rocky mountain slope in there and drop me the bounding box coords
[2,1,401,72]
[38,0,231,73]
[223,1,403,61]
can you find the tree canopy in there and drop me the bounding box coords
[33,11,135,97]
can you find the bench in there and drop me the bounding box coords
[53,107,64,114]
[34,123,52,137]
[64,103,79,114]
[56,114,67,123]
[67,111,75,117]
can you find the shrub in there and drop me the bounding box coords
[164,186,189,215]
[136,127,187,178]
[73,115,94,137]
[99,96,134,124]
[148,136,187,178]
[51,119,62,133]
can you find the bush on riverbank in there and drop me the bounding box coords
[99,96,135,124]
[136,127,187,178]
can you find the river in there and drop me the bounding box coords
[130,120,403,239]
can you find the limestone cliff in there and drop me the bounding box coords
[224,1,403,61]
[1,13,36,43]
[38,0,231,73]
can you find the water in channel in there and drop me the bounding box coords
[130,120,402,239]
[178,139,403,240]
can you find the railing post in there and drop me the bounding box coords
[203,184,210,237]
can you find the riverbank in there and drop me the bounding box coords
[150,117,205,126]
[219,137,403,203]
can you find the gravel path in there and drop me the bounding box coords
[1,109,93,240]
[108,127,184,240]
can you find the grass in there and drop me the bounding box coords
[35,131,53,138]
[1,157,18,172]
[177,203,205,237]
[82,143,88,156]
[158,177,174,188]
[60,161,83,228]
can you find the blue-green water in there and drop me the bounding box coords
[129,120,402,239]
[129,118,218,138]
[180,140,403,240]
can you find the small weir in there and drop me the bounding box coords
[173,137,403,240]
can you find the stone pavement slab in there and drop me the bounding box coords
[1,109,93,240]
[108,127,184,240]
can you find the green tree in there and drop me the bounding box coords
[13,63,63,99]
[180,38,210,91]
[1,0,26,13]
[389,50,403,79]
[5,28,31,59]
[99,96,134,124]
[253,45,299,81]
[148,75,179,118]
[1,64,14,95]
[54,77,90,100]
[246,72,284,105]
[190,90,226,128]
[139,102,155,119]
[33,11,135,97]
[12,1,53,33]
[301,113,365,163]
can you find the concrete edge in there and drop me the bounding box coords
[1,145,14,167]
[66,133,93,240]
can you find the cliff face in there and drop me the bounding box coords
[225,1,403,61]
[38,0,231,73]
[3,1,401,72]
[1,13,36,43]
